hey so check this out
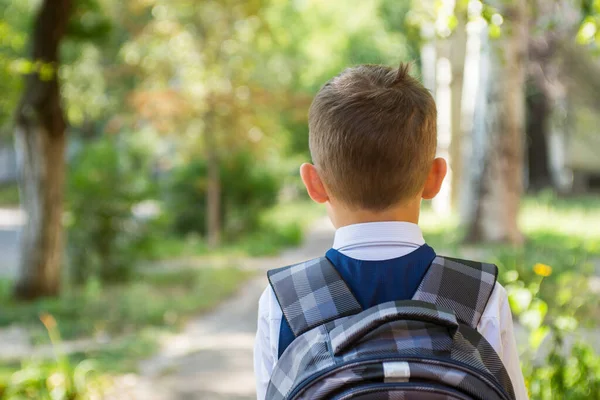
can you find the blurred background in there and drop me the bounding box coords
[0,0,599,398]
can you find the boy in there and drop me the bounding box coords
[254,63,528,399]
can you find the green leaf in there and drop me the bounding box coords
[39,63,55,81]
[10,58,33,74]
[577,19,597,44]
[503,270,519,283]
[508,286,533,315]
[520,299,548,330]
[489,23,502,39]
[555,316,578,332]
[529,325,550,351]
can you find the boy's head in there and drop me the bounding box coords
[301,63,446,224]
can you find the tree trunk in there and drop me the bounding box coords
[204,113,221,248]
[525,31,558,192]
[449,15,467,211]
[459,19,489,225]
[526,80,553,191]
[420,24,437,93]
[13,0,72,300]
[432,42,452,216]
[465,2,527,245]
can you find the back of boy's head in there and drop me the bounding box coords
[308,63,437,211]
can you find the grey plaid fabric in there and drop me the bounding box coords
[413,256,498,329]
[267,324,335,398]
[266,255,515,400]
[335,319,455,362]
[329,300,458,355]
[268,257,362,337]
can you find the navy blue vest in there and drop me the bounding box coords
[277,244,437,357]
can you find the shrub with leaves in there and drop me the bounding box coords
[165,149,281,238]
[505,263,600,399]
[66,134,162,283]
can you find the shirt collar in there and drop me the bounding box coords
[332,221,425,251]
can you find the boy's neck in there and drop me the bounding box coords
[329,199,420,229]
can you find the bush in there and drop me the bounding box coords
[66,135,161,284]
[239,221,303,257]
[165,150,280,238]
[525,335,600,399]
[506,268,600,399]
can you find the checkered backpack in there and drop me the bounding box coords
[266,256,516,400]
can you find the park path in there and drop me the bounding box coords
[0,207,23,279]
[106,217,335,400]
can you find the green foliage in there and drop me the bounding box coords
[0,314,107,399]
[0,184,19,206]
[0,266,252,344]
[521,312,600,399]
[66,134,160,283]
[379,0,421,61]
[0,360,103,399]
[422,194,600,399]
[0,1,29,131]
[66,0,112,43]
[165,150,280,238]
[60,44,110,127]
[234,199,322,256]
[506,266,600,399]
[239,221,303,257]
[0,264,251,396]
[577,0,600,44]
[146,199,323,260]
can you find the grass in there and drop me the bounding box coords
[149,199,324,260]
[0,324,162,398]
[0,266,254,346]
[0,184,18,207]
[67,329,160,374]
[0,330,158,381]
[421,194,600,325]
[0,259,254,397]
[0,266,253,398]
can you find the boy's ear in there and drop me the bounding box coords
[422,158,447,200]
[300,163,329,204]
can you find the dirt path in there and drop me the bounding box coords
[107,218,334,400]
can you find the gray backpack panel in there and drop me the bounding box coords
[266,255,515,400]
[267,257,362,337]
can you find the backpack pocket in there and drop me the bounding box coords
[332,382,475,400]
[291,358,511,400]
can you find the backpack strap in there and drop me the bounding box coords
[412,256,498,329]
[267,257,362,337]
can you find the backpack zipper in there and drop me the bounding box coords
[287,355,512,400]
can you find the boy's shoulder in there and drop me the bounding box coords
[431,253,510,326]
[260,257,327,320]
[267,256,362,337]
[267,256,326,277]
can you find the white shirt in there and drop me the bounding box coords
[254,222,528,399]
